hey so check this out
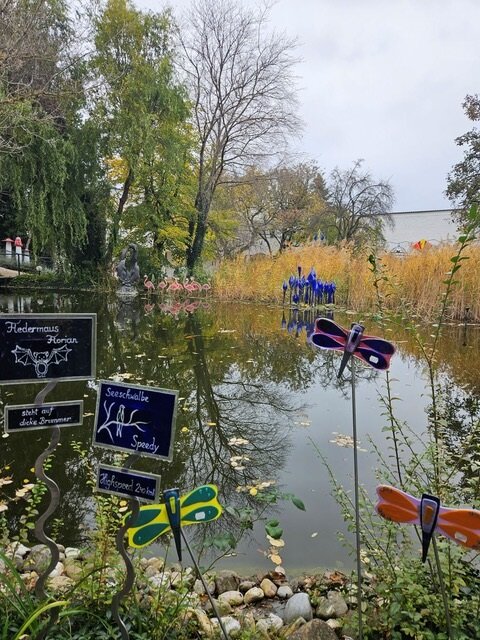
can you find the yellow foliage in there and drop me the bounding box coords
[213,243,480,321]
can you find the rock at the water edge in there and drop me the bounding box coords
[260,577,278,597]
[277,584,293,599]
[318,591,348,618]
[239,579,256,592]
[215,570,240,594]
[244,586,264,605]
[284,592,313,623]
[48,575,75,593]
[288,618,339,640]
[64,547,81,559]
[218,590,244,607]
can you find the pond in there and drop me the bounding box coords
[1,291,479,575]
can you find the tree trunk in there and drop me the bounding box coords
[186,191,210,274]
[107,167,134,260]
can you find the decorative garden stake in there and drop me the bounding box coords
[110,454,141,640]
[0,313,96,640]
[125,485,228,639]
[376,485,480,640]
[310,318,395,640]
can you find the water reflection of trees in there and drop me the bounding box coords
[2,292,480,549]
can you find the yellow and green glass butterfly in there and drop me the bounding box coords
[124,484,223,549]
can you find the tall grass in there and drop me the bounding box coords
[213,243,480,321]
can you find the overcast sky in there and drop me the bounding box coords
[139,0,479,212]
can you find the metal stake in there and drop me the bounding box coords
[432,537,454,640]
[111,454,140,640]
[180,528,230,640]
[351,359,363,640]
[30,381,63,640]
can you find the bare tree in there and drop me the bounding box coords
[178,0,301,272]
[323,159,394,245]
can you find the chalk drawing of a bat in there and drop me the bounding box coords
[11,344,72,377]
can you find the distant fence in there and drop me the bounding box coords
[0,251,54,273]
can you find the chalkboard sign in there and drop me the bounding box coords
[4,400,83,432]
[93,381,178,461]
[0,314,96,384]
[96,464,160,502]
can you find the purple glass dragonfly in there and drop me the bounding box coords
[310,317,395,377]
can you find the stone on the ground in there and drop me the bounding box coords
[212,616,241,638]
[148,572,171,589]
[215,570,240,594]
[146,556,164,571]
[277,585,294,599]
[326,590,348,616]
[288,618,339,640]
[7,542,30,558]
[326,618,343,631]
[23,544,51,573]
[64,547,81,559]
[260,577,277,597]
[192,608,214,635]
[203,597,232,616]
[284,592,313,623]
[64,558,82,580]
[239,579,256,592]
[48,575,74,592]
[256,612,283,633]
[218,590,244,607]
[244,586,264,604]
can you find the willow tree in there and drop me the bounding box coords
[0,0,99,266]
[91,0,193,261]
[179,0,300,273]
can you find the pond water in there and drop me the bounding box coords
[1,291,479,575]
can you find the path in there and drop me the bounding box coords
[0,266,18,278]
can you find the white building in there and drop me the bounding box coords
[381,209,459,251]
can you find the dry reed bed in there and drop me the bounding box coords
[213,244,480,321]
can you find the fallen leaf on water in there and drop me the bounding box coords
[269,553,282,565]
[266,535,285,548]
[1,433,9,438]
[228,437,250,446]
[0,478,13,487]
[181,427,189,433]
[206,422,216,427]
[83,412,94,417]
[249,487,258,496]
[218,329,236,333]
[0,503,7,513]
[311,532,318,538]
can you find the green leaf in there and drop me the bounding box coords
[291,496,306,511]
[265,520,283,539]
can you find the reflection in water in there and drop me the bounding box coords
[1,292,480,571]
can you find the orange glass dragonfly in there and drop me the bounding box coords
[376,485,480,562]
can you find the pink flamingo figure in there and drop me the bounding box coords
[157,279,167,294]
[189,279,202,293]
[167,277,184,294]
[144,275,155,295]
[183,278,196,295]
[202,282,211,295]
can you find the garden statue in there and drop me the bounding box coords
[115,243,140,297]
